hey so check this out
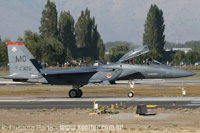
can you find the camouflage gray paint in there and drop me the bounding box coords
[1,42,195,97]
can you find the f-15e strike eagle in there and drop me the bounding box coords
[1,42,195,98]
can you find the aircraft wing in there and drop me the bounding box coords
[40,67,98,75]
[39,67,99,85]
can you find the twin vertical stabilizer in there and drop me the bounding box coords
[2,42,47,83]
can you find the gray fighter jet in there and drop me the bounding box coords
[1,42,195,98]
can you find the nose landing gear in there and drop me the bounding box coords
[128,80,135,97]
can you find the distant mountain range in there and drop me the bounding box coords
[0,0,200,44]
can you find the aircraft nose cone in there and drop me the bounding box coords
[172,67,195,78]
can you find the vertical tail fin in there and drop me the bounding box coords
[5,42,43,79]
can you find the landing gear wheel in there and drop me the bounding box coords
[128,92,134,97]
[127,79,136,97]
[69,85,84,98]
[69,89,77,98]
[76,89,83,98]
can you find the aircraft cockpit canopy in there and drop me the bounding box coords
[117,45,149,63]
[117,45,163,65]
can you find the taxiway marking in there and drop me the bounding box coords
[146,105,157,108]
[134,115,144,117]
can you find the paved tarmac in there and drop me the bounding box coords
[0,79,199,109]
[0,97,199,109]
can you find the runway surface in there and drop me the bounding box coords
[0,97,199,109]
[0,79,199,109]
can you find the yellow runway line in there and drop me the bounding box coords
[89,113,98,115]
[134,115,144,117]
[146,105,158,108]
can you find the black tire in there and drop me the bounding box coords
[69,89,77,98]
[128,92,134,97]
[76,89,83,98]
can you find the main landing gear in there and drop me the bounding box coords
[69,85,83,98]
[128,80,135,97]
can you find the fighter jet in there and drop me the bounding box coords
[1,42,195,98]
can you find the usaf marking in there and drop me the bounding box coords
[16,56,26,62]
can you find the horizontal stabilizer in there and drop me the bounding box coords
[0,75,28,79]
[0,73,42,79]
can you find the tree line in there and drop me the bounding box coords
[133,4,200,65]
[104,4,200,65]
[1,0,105,66]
